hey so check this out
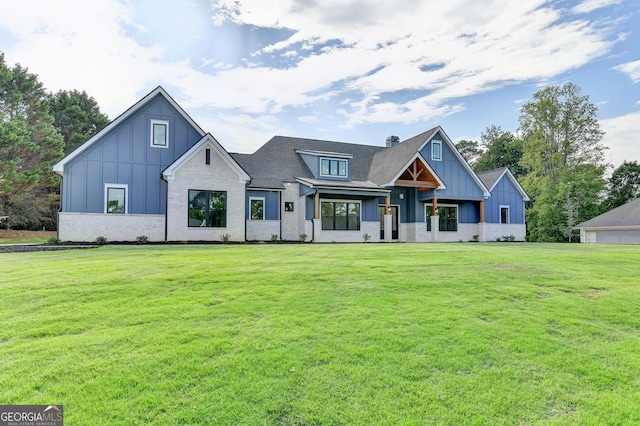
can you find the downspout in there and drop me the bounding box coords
[279,191,282,240]
[57,174,63,240]
[161,175,168,242]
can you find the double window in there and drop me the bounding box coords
[321,201,360,231]
[105,184,127,214]
[188,190,226,227]
[426,205,457,231]
[150,119,169,148]
[320,158,347,177]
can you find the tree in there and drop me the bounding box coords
[47,89,109,154]
[605,160,640,210]
[454,139,482,165]
[518,82,608,241]
[0,53,64,229]
[473,125,527,177]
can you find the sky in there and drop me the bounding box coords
[1,0,639,168]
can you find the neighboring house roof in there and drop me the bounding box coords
[52,86,205,175]
[231,136,385,189]
[477,167,530,201]
[576,197,640,228]
[162,133,250,183]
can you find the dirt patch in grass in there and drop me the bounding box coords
[0,230,56,239]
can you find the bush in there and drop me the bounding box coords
[220,233,231,243]
[271,233,279,242]
[363,233,371,243]
[136,235,149,244]
[95,236,108,245]
[46,236,61,245]
[299,233,307,242]
[503,235,516,242]
[472,234,479,242]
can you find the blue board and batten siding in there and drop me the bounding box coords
[246,190,280,220]
[418,135,485,201]
[62,95,202,214]
[484,176,526,224]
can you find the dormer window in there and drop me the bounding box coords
[320,158,347,177]
[150,119,169,148]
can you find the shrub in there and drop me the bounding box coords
[472,234,479,242]
[220,233,231,243]
[46,236,61,245]
[136,235,149,244]
[363,233,371,243]
[503,235,516,242]
[95,236,108,245]
[299,233,307,242]
[271,233,279,242]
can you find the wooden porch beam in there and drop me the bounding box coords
[385,195,390,215]
[479,200,485,223]
[395,179,437,188]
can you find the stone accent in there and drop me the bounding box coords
[58,212,165,242]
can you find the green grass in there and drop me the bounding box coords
[1,243,639,425]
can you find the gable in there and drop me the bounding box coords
[53,86,205,175]
[58,89,204,214]
[162,134,250,183]
[420,130,489,200]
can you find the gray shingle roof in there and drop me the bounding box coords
[231,136,385,189]
[576,197,640,228]
[368,128,438,185]
[477,167,508,191]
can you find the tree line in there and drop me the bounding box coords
[0,52,109,230]
[456,82,640,241]
[1,52,638,239]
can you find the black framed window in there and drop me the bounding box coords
[188,190,226,227]
[321,201,360,230]
[500,206,510,224]
[426,206,457,231]
[284,202,294,212]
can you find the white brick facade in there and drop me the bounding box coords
[58,212,164,242]
[165,139,248,242]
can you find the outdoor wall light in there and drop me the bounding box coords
[399,193,404,200]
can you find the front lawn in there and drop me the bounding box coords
[1,243,639,424]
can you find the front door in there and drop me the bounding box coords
[378,205,399,240]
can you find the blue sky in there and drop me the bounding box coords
[1,0,639,167]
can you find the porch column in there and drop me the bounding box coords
[431,198,438,242]
[384,195,392,242]
[479,199,486,242]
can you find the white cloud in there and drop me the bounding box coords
[572,0,621,14]
[600,111,640,167]
[614,60,640,83]
[0,0,625,137]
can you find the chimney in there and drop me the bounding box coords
[386,135,400,147]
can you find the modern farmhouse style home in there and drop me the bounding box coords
[53,86,529,243]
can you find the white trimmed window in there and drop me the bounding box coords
[320,158,348,177]
[250,197,265,220]
[150,119,169,148]
[105,184,128,214]
[500,205,510,224]
[432,140,442,161]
